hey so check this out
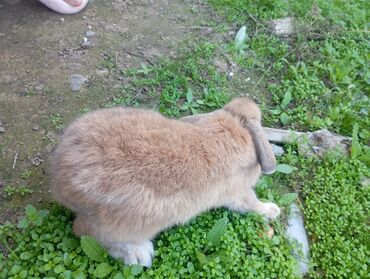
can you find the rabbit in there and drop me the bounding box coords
[50,97,280,267]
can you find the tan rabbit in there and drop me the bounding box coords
[50,97,279,267]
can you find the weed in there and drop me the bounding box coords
[4,186,16,197]
[100,55,117,71]
[49,113,64,131]
[3,185,33,198]
[20,170,32,180]
[117,42,230,117]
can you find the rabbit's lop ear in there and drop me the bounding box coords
[246,119,276,174]
[223,97,276,174]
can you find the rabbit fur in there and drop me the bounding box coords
[51,97,279,267]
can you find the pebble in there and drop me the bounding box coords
[32,154,43,166]
[286,203,310,276]
[96,68,109,76]
[81,39,92,49]
[270,17,295,37]
[70,74,88,92]
[32,125,40,131]
[272,144,285,156]
[34,83,45,91]
[85,31,96,38]
[0,125,5,133]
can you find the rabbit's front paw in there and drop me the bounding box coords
[259,202,281,220]
[109,240,154,267]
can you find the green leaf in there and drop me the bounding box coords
[280,112,290,125]
[275,164,294,174]
[195,249,208,265]
[271,236,280,245]
[271,108,282,115]
[18,218,29,229]
[62,238,80,250]
[72,269,86,279]
[94,263,113,278]
[61,270,72,279]
[281,91,292,107]
[351,123,362,159]
[235,26,247,50]
[186,88,193,104]
[207,216,228,247]
[113,273,125,279]
[80,236,105,262]
[25,204,37,216]
[131,264,143,276]
[34,210,49,226]
[279,193,298,206]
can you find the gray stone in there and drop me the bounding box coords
[34,83,45,91]
[286,203,310,276]
[96,68,109,76]
[31,154,43,166]
[298,129,350,157]
[70,74,88,92]
[0,123,5,133]
[270,17,295,37]
[85,31,96,38]
[32,125,40,131]
[272,144,284,156]
[81,38,92,49]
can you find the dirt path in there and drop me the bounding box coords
[0,0,211,222]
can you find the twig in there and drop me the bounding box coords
[12,151,18,169]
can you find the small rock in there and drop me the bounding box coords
[96,68,109,76]
[270,17,295,37]
[82,15,87,20]
[32,154,43,166]
[85,31,96,38]
[298,129,350,157]
[34,83,45,91]
[360,176,370,188]
[60,17,64,22]
[32,125,40,131]
[70,74,88,92]
[272,144,285,156]
[81,39,92,49]
[0,123,5,133]
[286,203,310,276]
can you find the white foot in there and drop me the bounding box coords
[108,240,154,267]
[258,202,281,220]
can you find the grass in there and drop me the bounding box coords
[1,0,369,278]
[110,42,231,117]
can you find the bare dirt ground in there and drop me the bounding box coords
[0,0,213,222]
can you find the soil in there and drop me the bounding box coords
[0,0,214,223]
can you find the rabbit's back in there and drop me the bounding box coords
[51,108,253,211]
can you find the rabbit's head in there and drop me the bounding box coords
[223,97,276,174]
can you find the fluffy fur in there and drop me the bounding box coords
[51,97,279,266]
